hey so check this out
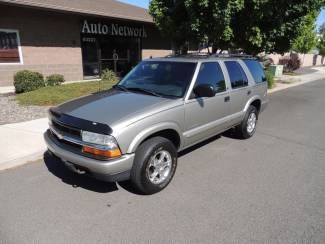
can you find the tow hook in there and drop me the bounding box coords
[63,160,86,174]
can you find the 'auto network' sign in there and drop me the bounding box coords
[81,20,147,38]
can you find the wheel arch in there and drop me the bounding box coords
[244,96,262,114]
[127,122,183,154]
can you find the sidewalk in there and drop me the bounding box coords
[268,66,325,93]
[0,65,324,171]
[0,118,48,170]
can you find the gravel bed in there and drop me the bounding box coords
[0,93,49,125]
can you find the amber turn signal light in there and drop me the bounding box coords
[82,146,121,158]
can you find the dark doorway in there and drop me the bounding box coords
[81,36,100,78]
[81,35,141,78]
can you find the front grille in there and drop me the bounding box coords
[48,130,110,161]
[51,130,82,151]
[52,119,81,139]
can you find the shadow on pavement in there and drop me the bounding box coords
[43,129,242,194]
[221,128,245,140]
[43,151,119,193]
[178,128,243,158]
[178,134,222,158]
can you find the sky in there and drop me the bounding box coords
[118,0,149,9]
[119,0,325,28]
[316,9,325,29]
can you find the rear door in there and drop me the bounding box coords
[224,60,251,125]
[243,59,268,102]
[184,61,230,147]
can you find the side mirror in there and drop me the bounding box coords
[193,84,215,98]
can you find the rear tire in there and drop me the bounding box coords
[130,137,177,195]
[235,105,258,139]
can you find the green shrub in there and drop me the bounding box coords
[101,69,118,83]
[265,70,275,89]
[14,70,45,93]
[46,74,65,86]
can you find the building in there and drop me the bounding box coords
[0,0,172,86]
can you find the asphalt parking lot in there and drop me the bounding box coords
[1,79,325,244]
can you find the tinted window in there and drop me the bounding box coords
[119,61,196,98]
[244,59,266,83]
[195,62,226,93]
[225,61,248,89]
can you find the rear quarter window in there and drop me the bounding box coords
[243,59,266,84]
[224,61,248,89]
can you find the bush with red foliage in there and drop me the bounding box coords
[278,54,301,72]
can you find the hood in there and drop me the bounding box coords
[53,89,181,127]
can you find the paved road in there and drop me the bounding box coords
[1,80,325,244]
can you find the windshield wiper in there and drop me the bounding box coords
[126,87,163,97]
[113,85,129,92]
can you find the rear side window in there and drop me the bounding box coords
[224,61,248,89]
[195,62,226,93]
[244,59,266,83]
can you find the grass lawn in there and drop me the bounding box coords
[16,79,117,106]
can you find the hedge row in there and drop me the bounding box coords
[14,70,65,93]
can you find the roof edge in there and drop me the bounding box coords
[0,0,154,23]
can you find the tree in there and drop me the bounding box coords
[183,0,244,53]
[230,1,323,54]
[149,0,325,54]
[149,0,193,53]
[292,12,318,55]
[318,35,325,56]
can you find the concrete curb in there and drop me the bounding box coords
[268,77,324,94]
[0,118,48,171]
[0,150,45,171]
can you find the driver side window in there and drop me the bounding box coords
[194,62,226,96]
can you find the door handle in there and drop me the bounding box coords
[247,90,251,95]
[224,96,230,102]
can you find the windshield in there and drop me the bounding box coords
[118,61,197,98]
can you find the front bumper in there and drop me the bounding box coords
[44,130,134,182]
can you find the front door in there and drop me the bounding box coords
[184,62,230,147]
[81,36,100,77]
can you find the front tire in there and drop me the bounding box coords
[235,105,258,139]
[130,137,177,195]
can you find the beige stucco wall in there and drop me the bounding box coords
[268,53,325,67]
[0,5,85,86]
[0,46,83,86]
[142,49,172,59]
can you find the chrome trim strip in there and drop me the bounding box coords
[49,125,111,151]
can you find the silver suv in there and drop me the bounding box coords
[44,55,268,194]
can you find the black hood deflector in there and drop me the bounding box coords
[49,108,113,135]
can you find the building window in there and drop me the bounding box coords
[0,29,23,64]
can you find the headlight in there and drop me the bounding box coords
[82,131,117,148]
[81,131,121,158]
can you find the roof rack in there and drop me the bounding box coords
[165,52,210,58]
[165,52,255,59]
[214,53,254,58]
